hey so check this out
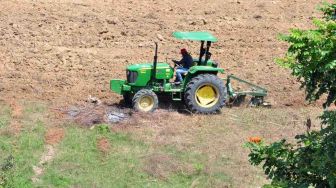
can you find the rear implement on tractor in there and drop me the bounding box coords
[110,31,268,113]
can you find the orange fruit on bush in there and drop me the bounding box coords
[249,136,262,143]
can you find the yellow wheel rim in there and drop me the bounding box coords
[195,84,219,108]
[138,96,154,112]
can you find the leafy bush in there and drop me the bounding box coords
[276,2,336,108]
[246,111,336,187]
[246,1,336,187]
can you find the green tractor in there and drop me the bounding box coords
[110,31,267,113]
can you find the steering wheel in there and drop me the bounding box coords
[171,60,180,68]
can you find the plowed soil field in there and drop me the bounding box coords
[0,0,323,107]
[0,1,327,187]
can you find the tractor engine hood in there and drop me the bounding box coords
[126,62,170,71]
[126,62,173,86]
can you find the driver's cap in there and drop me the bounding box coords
[180,48,187,54]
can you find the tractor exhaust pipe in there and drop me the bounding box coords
[152,42,158,81]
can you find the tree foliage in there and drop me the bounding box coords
[246,111,336,187]
[276,2,336,107]
[246,1,336,188]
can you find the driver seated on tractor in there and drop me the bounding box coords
[173,48,193,84]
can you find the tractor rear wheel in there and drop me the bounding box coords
[184,74,226,114]
[132,89,158,112]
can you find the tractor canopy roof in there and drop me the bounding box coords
[172,31,217,42]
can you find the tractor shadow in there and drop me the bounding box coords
[157,95,192,115]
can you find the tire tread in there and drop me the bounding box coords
[132,89,159,112]
[184,74,226,114]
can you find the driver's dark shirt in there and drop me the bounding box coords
[178,53,193,69]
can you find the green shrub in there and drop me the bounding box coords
[246,1,336,187]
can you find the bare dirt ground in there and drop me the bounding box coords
[97,137,111,153]
[0,0,328,187]
[45,127,64,145]
[0,0,324,107]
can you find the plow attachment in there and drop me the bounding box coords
[224,74,270,107]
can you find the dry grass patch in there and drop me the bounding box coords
[143,153,193,180]
[45,127,65,145]
[115,106,322,187]
[8,120,22,136]
[97,137,111,154]
[9,100,23,119]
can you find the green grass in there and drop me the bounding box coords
[39,125,230,188]
[1,101,319,187]
[40,125,152,187]
[0,101,233,187]
[0,102,46,188]
[0,105,10,129]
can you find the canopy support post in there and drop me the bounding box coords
[198,40,204,65]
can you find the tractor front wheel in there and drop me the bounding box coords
[132,89,158,112]
[184,74,226,114]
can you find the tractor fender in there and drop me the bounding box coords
[188,66,224,75]
[182,66,225,89]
